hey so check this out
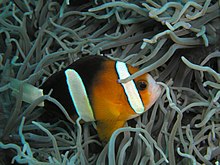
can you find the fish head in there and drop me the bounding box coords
[123,65,161,119]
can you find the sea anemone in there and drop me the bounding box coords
[0,0,219,164]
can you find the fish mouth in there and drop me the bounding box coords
[143,75,162,112]
[148,83,161,108]
[146,74,162,101]
[153,83,162,99]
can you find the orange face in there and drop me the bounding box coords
[90,60,161,122]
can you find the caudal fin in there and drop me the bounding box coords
[10,79,44,107]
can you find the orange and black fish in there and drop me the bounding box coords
[11,56,161,141]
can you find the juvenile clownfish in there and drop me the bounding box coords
[12,56,161,141]
[41,56,161,141]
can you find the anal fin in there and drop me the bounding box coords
[97,120,125,142]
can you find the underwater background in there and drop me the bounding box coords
[0,0,219,164]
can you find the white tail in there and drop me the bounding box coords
[10,79,44,107]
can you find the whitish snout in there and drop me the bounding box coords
[145,74,161,110]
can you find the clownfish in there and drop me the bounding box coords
[11,56,161,142]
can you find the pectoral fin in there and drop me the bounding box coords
[96,120,125,142]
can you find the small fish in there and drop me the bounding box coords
[12,56,161,141]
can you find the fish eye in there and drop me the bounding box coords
[136,80,147,91]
